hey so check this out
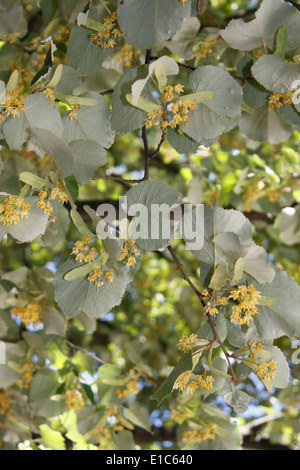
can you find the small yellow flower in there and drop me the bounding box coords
[11,303,42,328]
[197,374,214,392]
[106,271,114,283]
[127,256,136,267]
[0,196,30,226]
[182,424,218,444]
[256,361,277,381]
[43,88,56,102]
[66,390,85,411]
[178,334,198,353]
[174,84,184,94]
[69,110,78,120]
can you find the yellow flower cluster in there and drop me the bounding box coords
[229,284,260,325]
[88,269,114,290]
[173,372,214,394]
[249,341,264,360]
[203,305,219,316]
[36,183,69,218]
[115,379,140,399]
[182,424,218,444]
[43,88,56,102]
[0,392,12,417]
[178,334,198,353]
[145,85,196,132]
[195,38,218,61]
[65,390,85,411]
[0,196,30,226]
[1,91,25,118]
[94,427,111,441]
[106,406,125,433]
[256,360,277,381]
[71,237,98,264]
[202,291,228,317]
[115,46,141,68]
[94,428,113,449]
[197,374,214,392]
[68,104,81,120]
[118,239,141,267]
[266,187,282,203]
[54,25,70,43]
[17,362,35,389]
[169,408,189,423]
[90,12,123,49]
[269,91,293,110]
[11,303,43,328]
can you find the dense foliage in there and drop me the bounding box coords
[1,0,300,451]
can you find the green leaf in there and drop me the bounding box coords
[55,259,137,319]
[63,253,109,281]
[117,0,192,49]
[221,0,300,52]
[126,94,161,113]
[30,369,64,418]
[186,206,253,266]
[209,264,228,290]
[62,92,114,149]
[70,208,95,238]
[113,430,136,451]
[32,128,74,178]
[252,55,300,93]
[40,425,66,451]
[180,66,242,143]
[2,93,63,150]
[6,69,19,94]
[274,26,287,60]
[213,232,275,284]
[220,381,251,414]
[233,257,245,282]
[67,25,110,75]
[253,267,300,340]
[19,172,46,190]
[131,56,179,105]
[259,346,290,392]
[151,354,193,405]
[55,91,98,107]
[31,45,53,87]
[69,140,107,186]
[0,2,23,37]
[123,402,152,433]
[0,364,20,388]
[165,17,201,60]
[239,104,293,145]
[65,174,79,201]
[125,180,183,251]
[0,196,49,243]
[96,220,122,261]
[167,128,199,154]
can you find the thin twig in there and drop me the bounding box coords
[66,339,106,365]
[283,0,300,11]
[167,246,205,305]
[167,245,238,383]
[100,89,114,96]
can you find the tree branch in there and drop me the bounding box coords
[283,0,300,11]
[167,245,238,383]
[65,339,106,365]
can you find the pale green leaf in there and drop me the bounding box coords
[118,0,192,49]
